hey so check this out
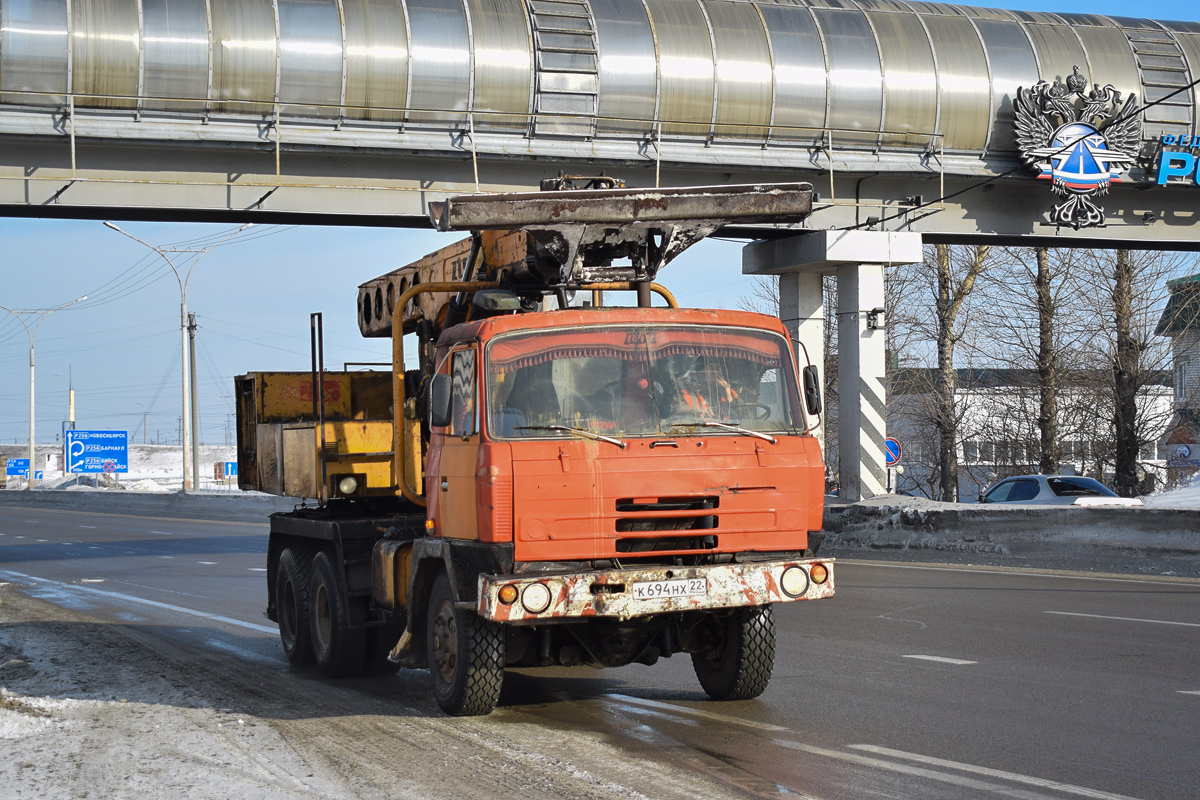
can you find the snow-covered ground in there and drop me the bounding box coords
[3,445,240,493]
[1143,472,1200,509]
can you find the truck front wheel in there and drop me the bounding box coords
[691,606,776,701]
[277,546,315,666]
[309,551,368,678]
[426,572,504,716]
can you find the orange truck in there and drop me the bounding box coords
[236,180,834,715]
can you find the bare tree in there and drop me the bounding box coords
[1075,248,1192,491]
[975,246,1100,474]
[1111,249,1138,495]
[1033,248,1060,473]
[932,244,990,501]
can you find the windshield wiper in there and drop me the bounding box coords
[669,420,777,444]
[515,425,627,449]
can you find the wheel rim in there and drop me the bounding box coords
[313,582,332,653]
[280,578,297,645]
[431,600,458,684]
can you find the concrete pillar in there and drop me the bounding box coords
[779,271,825,448]
[744,230,922,502]
[837,262,887,501]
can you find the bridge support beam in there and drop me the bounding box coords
[743,231,922,502]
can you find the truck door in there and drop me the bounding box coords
[431,347,481,540]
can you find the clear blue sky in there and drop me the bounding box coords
[0,0,1194,446]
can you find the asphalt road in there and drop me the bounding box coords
[1,503,1197,800]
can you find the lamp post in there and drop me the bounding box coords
[103,222,252,491]
[0,296,88,489]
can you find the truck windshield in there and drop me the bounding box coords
[485,324,804,439]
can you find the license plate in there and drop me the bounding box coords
[631,578,707,600]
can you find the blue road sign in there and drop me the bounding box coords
[224,461,238,478]
[6,458,29,476]
[885,437,902,466]
[66,430,129,474]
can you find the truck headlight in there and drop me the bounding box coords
[337,476,359,495]
[521,582,552,614]
[780,566,810,598]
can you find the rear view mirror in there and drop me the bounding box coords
[802,365,822,416]
[429,374,452,428]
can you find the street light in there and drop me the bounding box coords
[0,296,88,490]
[103,221,253,491]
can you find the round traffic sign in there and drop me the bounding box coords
[885,437,902,466]
[102,460,116,474]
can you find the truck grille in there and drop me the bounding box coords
[616,496,719,512]
[615,534,718,553]
[615,495,718,534]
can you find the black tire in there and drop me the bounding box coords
[691,606,776,701]
[308,551,368,678]
[276,546,316,666]
[426,572,504,716]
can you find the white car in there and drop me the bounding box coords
[978,475,1142,507]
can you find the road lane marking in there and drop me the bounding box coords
[198,561,217,565]
[604,694,789,732]
[604,696,1135,799]
[0,568,277,634]
[848,745,1140,800]
[776,741,1057,799]
[248,568,267,572]
[903,655,977,665]
[80,579,105,584]
[1178,690,1200,696]
[846,561,1198,585]
[151,531,173,535]
[159,556,173,559]
[79,525,96,529]
[1045,611,1200,628]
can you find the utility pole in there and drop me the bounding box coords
[0,296,88,489]
[189,312,201,490]
[104,221,253,491]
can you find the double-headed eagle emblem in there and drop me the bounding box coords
[1013,66,1142,229]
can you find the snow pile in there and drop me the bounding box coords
[3,444,240,493]
[1143,471,1200,509]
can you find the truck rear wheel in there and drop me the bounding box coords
[426,572,504,716]
[309,551,368,678]
[277,546,316,666]
[691,606,776,701]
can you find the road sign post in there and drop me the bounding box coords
[885,437,902,467]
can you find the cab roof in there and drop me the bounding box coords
[437,306,792,348]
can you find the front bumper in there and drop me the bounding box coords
[477,558,835,623]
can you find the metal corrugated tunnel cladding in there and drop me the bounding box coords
[1,0,1196,182]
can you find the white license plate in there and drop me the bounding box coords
[631,578,707,600]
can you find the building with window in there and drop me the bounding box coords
[888,368,1173,501]
[1155,273,1200,481]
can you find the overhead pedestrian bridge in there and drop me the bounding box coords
[1,0,1199,247]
